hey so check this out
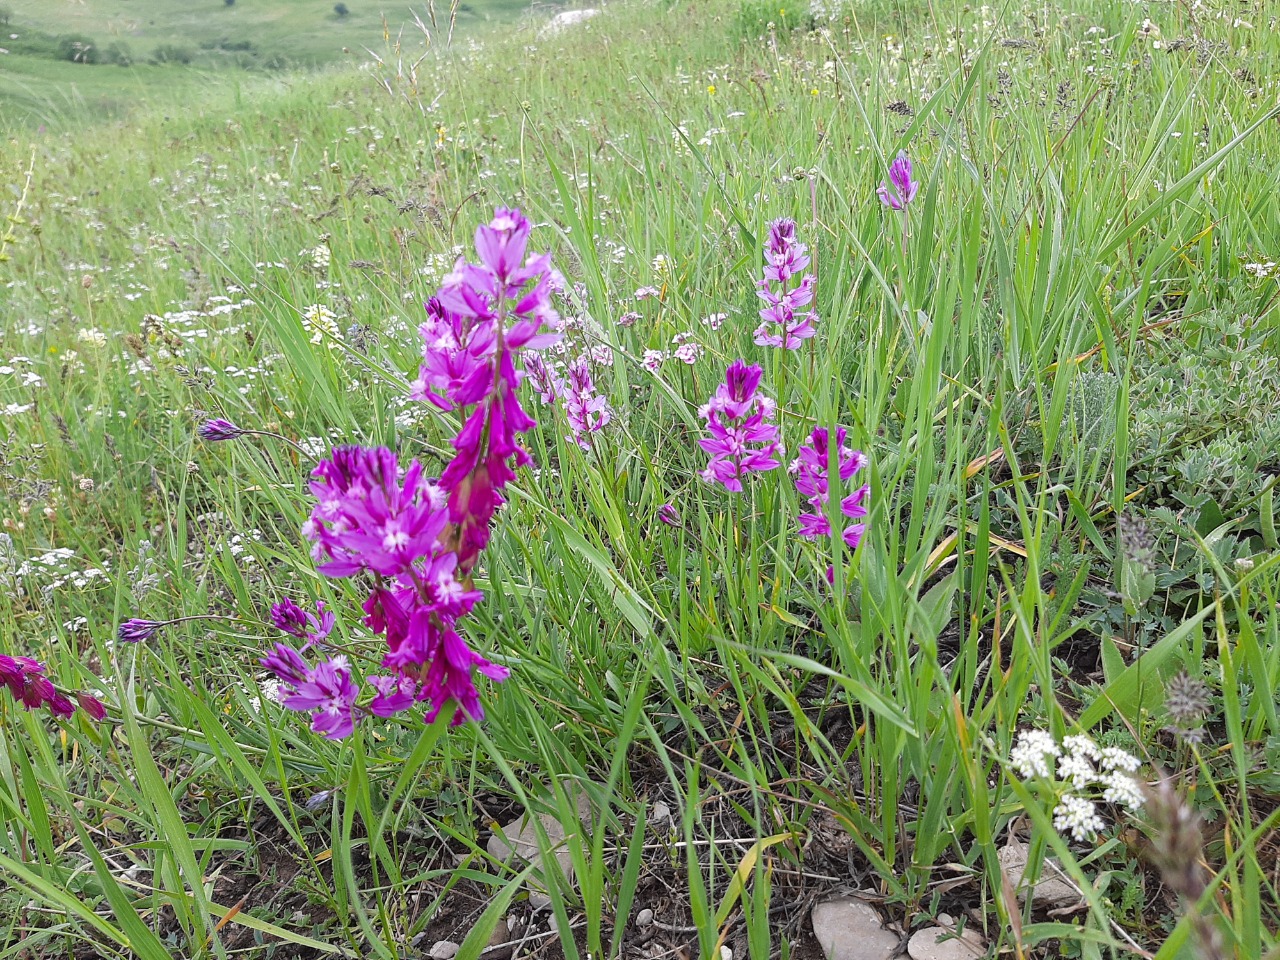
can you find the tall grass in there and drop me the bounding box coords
[1,0,1278,957]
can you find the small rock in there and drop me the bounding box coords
[649,801,672,826]
[547,914,558,933]
[482,920,512,960]
[906,926,984,960]
[720,948,733,960]
[487,793,594,907]
[810,898,899,960]
[636,908,655,928]
[997,841,1080,910]
[429,941,460,960]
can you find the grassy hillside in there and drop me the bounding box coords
[1,0,1279,957]
[0,0,537,128]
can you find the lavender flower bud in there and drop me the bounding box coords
[198,418,244,442]
[116,618,165,643]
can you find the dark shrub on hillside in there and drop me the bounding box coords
[225,0,236,6]
[103,41,133,66]
[0,6,11,27]
[152,43,194,64]
[334,3,350,17]
[58,34,101,64]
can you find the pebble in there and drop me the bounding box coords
[487,793,594,909]
[429,941,459,960]
[636,908,655,928]
[906,926,984,960]
[809,898,899,960]
[997,841,1080,910]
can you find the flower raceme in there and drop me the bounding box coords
[562,355,612,449]
[698,360,784,492]
[877,150,919,211]
[754,218,818,350]
[0,653,104,720]
[790,427,870,549]
[259,208,559,737]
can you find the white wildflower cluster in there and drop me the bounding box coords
[303,244,331,272]
[1243,261,1276,279]
[1009,729,1145,842]
[301,304,340,344]
[809,0,846,21]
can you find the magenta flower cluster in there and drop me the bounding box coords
[790,427,870,548]
[258,208,560,738]
[754,218,818,349]
[692,214,872,574]
[697,360,784,492]
[877,151,919,210]
[562,356,612,449]
[1,654,105,721]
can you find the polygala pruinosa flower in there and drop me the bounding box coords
[198,418,244,442]
[562,355,612,449]
[0,653,103,720]
[698,360,783,492]
[877,150,919,210]
[270,598,335,649]
[270,208,560,735]
[117,618,165,643]
[790,426,869,550]
[754,218,818,349]
[261,641,360,740]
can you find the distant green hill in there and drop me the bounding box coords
[0,0,536,128]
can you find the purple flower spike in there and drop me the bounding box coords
[271,599,309,638]
[657,503,681,527]
[563,355,612,449]
[790,426,870,551]
[754,218,818,349]
[271,598,336,649]
[877,151,919,210]
[117,618,164,643]
[698,360,784,492]
[2,653,105,721]
[282,655,360,740]
[198,418,244,442]
[261,642,310,686]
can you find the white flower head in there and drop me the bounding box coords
[1010,729,1060,779]
[1063,734,1101,762]
[1058,751,1096,790]
[1053,794,1105,842]
[1099,746,1140,773]
[301,304,340,344]
[1101,771,1145,811]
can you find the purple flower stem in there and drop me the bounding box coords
[237,428,314,459]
